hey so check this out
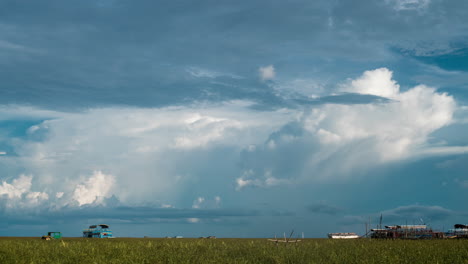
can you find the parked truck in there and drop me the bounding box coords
[83,224,113,238]
[41,232,62,240]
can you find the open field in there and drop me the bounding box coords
[0,237,467,264]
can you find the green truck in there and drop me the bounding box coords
[42,232,62,240]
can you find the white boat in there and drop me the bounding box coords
[328,232,359,239]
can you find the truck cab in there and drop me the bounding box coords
[83,224,113,238]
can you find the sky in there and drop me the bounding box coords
[1,0,468,238]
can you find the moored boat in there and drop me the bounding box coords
[328,232,359,239]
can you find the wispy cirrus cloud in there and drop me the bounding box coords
[386,0,431,11]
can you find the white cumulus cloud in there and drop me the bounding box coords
[0,69,464,198]
[192,196,222,209]
[341,67,400,98]
[236,169,289,190]
[1,101,293,205]
[72,171,115,206]
[259,65,275,81]
[0,174,33,199]
[0,175,49,208]
[238,67,461,186]
[310,68,456,162]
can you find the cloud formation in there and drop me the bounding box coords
[259,65,275,81]
[341,204,455,227]
[307,202,342,215]
[305,68,456,163]
[0,66,466,238]
[235,169,290,190]
[72,171,115,206]
[381,204,452,222]
[0,100,295,208]
[237,67,460,186]
[386,0,431,11]
[0,175,48,209]
[0,67,461,207]
[0,0,468,237]
[341,68,400,98]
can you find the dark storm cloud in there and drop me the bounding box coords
[294,93,392,106]
[339,204,457,226]
[412,48,468,71]
[307,202,343,215]
[0,205,260,226]
[380,204,453,222]
[1,0,468,109]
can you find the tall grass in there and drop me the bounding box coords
[0,238,467,263]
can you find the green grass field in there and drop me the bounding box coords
[0,237,467,264]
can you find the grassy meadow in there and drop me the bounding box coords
[0,237,467,264]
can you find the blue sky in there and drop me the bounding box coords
[1,0,468,238]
